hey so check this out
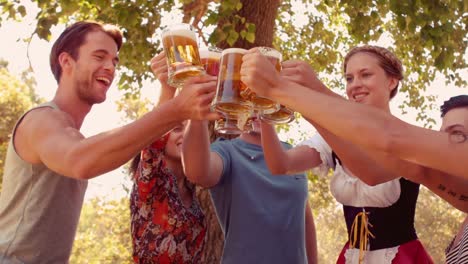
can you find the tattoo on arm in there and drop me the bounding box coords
[437,184,467,202]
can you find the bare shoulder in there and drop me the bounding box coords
[22,107,76,134]
[15,107,76,163]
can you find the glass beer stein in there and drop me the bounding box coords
[212,48,253,115]
[241,46,281,114]
[214,116,242,135]
[162,23,205,88]
[200,47,222,77]
[260,105,295,124]
[214,113,254,135]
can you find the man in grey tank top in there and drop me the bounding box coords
[0,21,219,263]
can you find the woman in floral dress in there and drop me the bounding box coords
[129,52,208,263]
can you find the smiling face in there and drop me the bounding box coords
[345,52,398,110]
[70,30,119,105]
[164,122,187,161]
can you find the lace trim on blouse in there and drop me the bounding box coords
[299,133,401,208]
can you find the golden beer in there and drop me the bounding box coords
[214,118,242,135]
[260,105,295,124]
[214,114,253,135]
[200,48,222,76]
[242,46,281,114]
[162,24,205,87]
[212,48,253,115]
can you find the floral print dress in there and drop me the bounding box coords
[130,137,206,263]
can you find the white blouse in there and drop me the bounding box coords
[299,134,403,264]
[299,133,401,208]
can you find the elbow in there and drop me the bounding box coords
[352,114,403,155]
[269,166,287,175]
[185,171,214,188]
[69,161,97,180]
[64,152,98,180]
[376,119,404,155]
[378,130,394,154]
[182,161,213,188]
[184,168,202,185]
[267,162,288,175]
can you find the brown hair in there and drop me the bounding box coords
[440,95,468,117]
[344,45,404,99]
[50,20,123,83]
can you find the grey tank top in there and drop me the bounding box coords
[0,102,88,264]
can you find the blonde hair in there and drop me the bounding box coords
[344,45,404,99]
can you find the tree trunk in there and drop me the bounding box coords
[219,0,281,49]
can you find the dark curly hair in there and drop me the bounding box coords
[440,95,468,117]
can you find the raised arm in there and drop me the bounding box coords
[241,53,468,210]
[241,53,468,180]
[181,120,223,188]
[300,89,468,211]
[277,60,401,185]
[260,121,321,175]
[284,87,468,181]
[19,76,219,180]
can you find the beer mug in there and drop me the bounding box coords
[260,105,295,124]
[162,23,205,87]
[214,117,242,135]
[212,48,253,115]
[214,113,253,135]
[241,47,281,114]
[200,47,222,76]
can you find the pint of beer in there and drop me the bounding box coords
[241,47,281,114]
[214,114,253,135]
[212,48,253,115]
[214,117,242,135]
[260,105,295,124]
[162,23,205,87]
[200,47,222,76]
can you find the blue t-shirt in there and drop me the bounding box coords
[210,137,309,264]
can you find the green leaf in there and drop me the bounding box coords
[226,29,239,46]
[245,32,255,43]
[206,12,219,25]
[246,22,256,32]
[240,29,246,38]
[236,1,243,11]
[222,23,234,33]
[17,5,26,17]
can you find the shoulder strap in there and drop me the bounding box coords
[331,151,342,170]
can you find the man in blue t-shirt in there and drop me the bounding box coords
[182,118,317,264]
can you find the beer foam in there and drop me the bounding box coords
[259,47,282,60]
[222,48,247,55]
[236,111,249,131]
[200,50,221,59]
[162,29,196,41]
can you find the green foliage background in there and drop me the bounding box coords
[1,0,466,125]
[0,62,41,190]
[0,0,466,263]
[70,197,133,263]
